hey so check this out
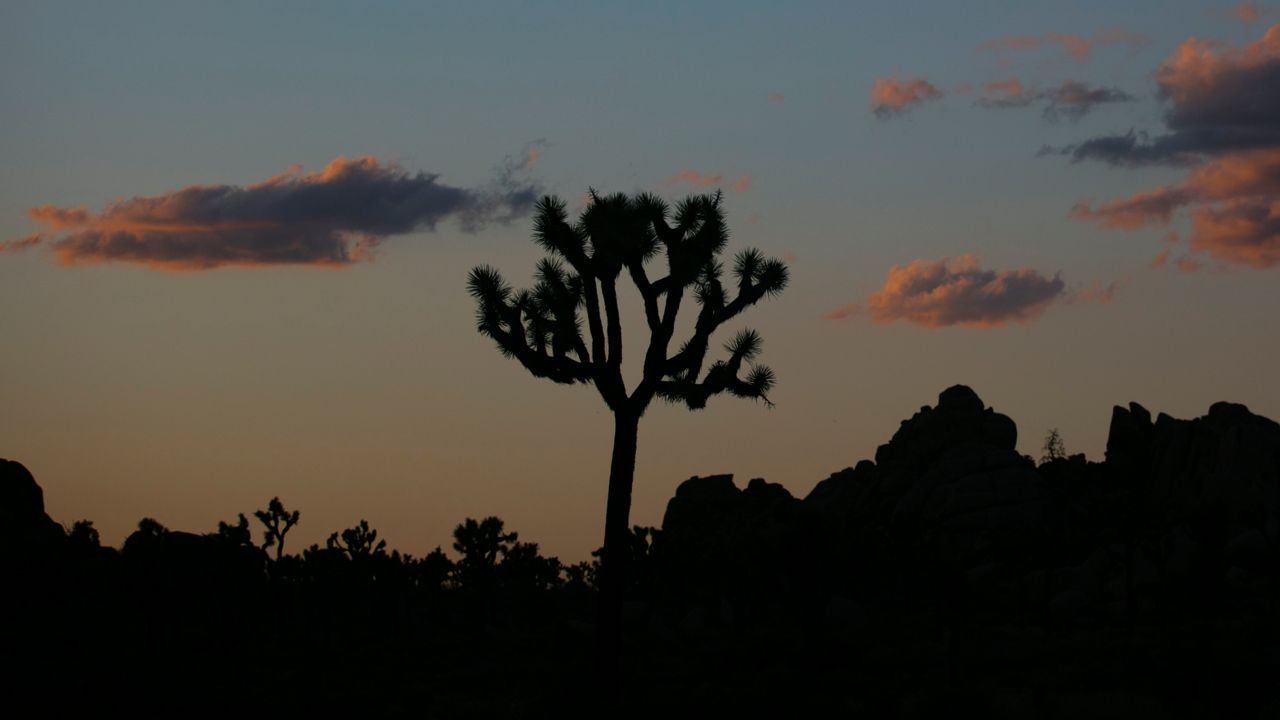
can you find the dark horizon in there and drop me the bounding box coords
[7,384,1280,716]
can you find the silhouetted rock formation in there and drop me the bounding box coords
[0,458,65,553]
[1110,399,1280,525]
[652,386,1280,716]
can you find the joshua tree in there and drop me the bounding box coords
[254,497,300,561]
[467,190,788,672]
[326,519,387,560]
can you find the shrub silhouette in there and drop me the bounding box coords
[466,190,787,674]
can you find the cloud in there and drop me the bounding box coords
[1040,81,1135,120]
[732,176,752,193]
[27,205,90,228]
[0,233,45,254]
[826,255,1066,328]
[979,29,1146,62]
[767,93,785,104]
[13,154,541,271]
[666,170,723,187]
[977,78,1030,107]
[1187,198,1280,267]
[1048,25,1280,166]
[1070,184,1201,229]
[978,79,1133,120]
[870,76,943,118]
[1054,26,1280,270]
[1071,147,1280,268]
[1152,246,1171,268]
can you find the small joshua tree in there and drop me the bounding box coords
[467,190,787,672]
[254,497,300,561]
[326,519,386,560]
[1041,427,1067,464]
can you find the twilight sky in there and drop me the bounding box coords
[2,1,1277,561]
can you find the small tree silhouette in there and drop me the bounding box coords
[254,497,300,561]
[451,516,517,591]
[499,540,563,593]
[1041,428,1067,464]
[216,513,253,547]
[326,519,387,560]
[66,519,100,548]
[467,190,787,673]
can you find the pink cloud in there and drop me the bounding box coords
[1188,198,1280,268]
[14,155,540,271]
[1072,147,1280,268]
[666,169,723,187]
[27,204,90,229]
[0,233,45,254]
[870,76,943,117]
[828,255,1066,328]
[1152,247,1171,268]
[767,93,785,104]
[983,78,1025,100]
[980,29,1146,61]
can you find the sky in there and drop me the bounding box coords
[2,1,1278,561]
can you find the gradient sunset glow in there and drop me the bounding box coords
[2,2,1276,562]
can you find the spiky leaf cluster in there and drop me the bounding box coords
[467,190,788,414]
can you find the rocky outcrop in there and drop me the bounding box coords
[1106,400,1280,516]
[800,386,1042,566]
[0,458,66,554]
[656,386,1280,631]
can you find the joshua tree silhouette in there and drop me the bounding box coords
[1041,427,1067,464]
[466,190,788,679]
[326,519,387,560]
[254,497,300,562]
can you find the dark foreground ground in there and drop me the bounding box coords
[4,386,1279,718]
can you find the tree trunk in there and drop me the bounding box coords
[596,409,639,699]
